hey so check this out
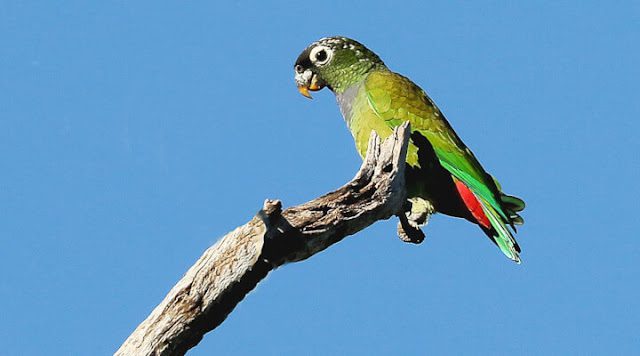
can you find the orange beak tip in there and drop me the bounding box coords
[297,85,313,99]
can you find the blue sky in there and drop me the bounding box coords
[1,1,638,355]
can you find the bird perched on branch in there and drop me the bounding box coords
[294,36,525,262]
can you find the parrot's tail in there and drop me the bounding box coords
[454,179,522,263]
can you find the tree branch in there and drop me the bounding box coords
[116,123,411,355]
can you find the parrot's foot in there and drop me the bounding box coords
[397,215,425,244]
[396,198,433,244]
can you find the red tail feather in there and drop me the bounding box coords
[454,180,491,229]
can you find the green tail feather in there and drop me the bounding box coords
[500,193,526,226]
[480,197,522,263]
[492,175,526,226]
[501,194,526,212]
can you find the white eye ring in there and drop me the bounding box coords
[309,45,332,66]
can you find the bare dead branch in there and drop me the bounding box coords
[115,123,411,356]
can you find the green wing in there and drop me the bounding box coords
[364,71,505,216]
[362,70,524,261]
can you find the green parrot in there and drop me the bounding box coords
[294,36,525,262]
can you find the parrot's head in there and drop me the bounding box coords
[294,36,385,98]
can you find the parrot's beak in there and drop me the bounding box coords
[295,69,324,99]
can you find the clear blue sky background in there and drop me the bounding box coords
[1,1,638,355]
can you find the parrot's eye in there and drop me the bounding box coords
[295,64,304,74]
[309,46,332,66]
[315,50,327,62]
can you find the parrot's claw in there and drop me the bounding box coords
[397,214,425,244]
[396,198,433,244]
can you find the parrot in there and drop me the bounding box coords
[293,36,526,262]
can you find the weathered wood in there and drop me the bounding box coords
[116,123,411,356]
